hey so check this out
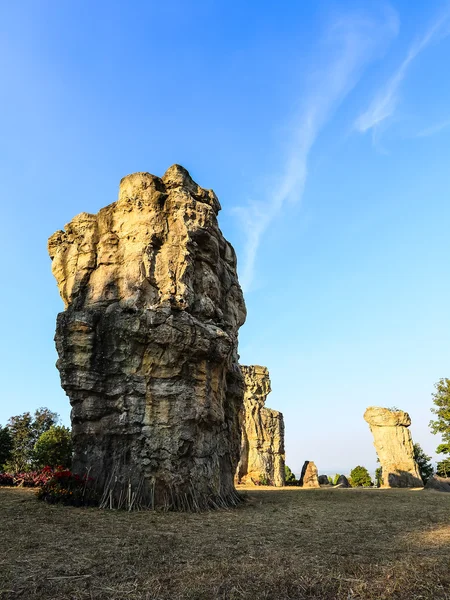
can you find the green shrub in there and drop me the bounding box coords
[34,426,72,469]
[349,466,372,487]
[36,468,98,506]
[285,465,296,485]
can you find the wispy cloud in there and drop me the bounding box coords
[416,118,450,138]
[355,11,450,135]
[236,9,398,292]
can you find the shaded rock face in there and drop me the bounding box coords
[424,476,450,492]
[235,366,285,486]
[318,475,330,485]
[335,475,351,488]
[299,461,319,488]
[48,165,247,509]
[364,407,423,488]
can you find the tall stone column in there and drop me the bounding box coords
[48,165,247,509]
[235,365,285,486]
[364,406,423,488]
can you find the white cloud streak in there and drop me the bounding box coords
[416,118,450,138]
[355,11,450,134]
[236,9,399,292]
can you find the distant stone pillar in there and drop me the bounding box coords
[299,461,320,488]
[48,165,247,509]
[235,365,285,486]
[364,407,423,488]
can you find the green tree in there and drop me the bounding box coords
[285,465,296,484]
[413,443,434,484]
[0,426,12,470]
[375,466,383,487]
[349,465,372,487]
[6,408,58,472]
[430,379,450,468]
[33,426,72,469]
[436,457,450,477]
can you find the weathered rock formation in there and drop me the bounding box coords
[48,165,247,509]
[335,474,351,488]
[235,365,285,486]
[318,475,331,485]
[424,475,450,492]
[364,407,423,488]
[299,461,319,488]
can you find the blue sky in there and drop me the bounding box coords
[1,0,450,477]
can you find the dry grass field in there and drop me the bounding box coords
[0,485,449,600]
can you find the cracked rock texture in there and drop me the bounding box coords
[364,407,423,488]
[48,165,247,509]
[299,461,319,488]
[235,365,285,486]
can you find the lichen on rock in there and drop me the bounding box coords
[364,406,423,488]
[235,365,285,486]
[48,165,247,509]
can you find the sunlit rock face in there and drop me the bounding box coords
[364,407,423,488]
[299,461,319,488]
[235,365,285,487]
[48,165,247,509]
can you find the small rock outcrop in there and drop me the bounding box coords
[318,475,330,485]
[48,165,247,509]
[364,407,423,488]
[424,475,450,492]
[299,461,320,488]
[235,365,285,486]
[335,474,351,488]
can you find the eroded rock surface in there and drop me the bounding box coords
[48,165,247,509]
[318,475,330,485]
[364,407,423,488]
[299,461,319,488]
[235,365,285,486]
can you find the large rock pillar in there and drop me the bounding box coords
[364,406,423,488]
[48,165,247,509]
[235,365,285,486]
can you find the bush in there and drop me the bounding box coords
[349,466,372,487]
[34,426,72,469]
[0,473,14,486]
[36,468,98,506]
[436,457,450,478]
[375,467,383,487]
[413,443,434,484]
[0,466,62,488]
[285,465,297,485]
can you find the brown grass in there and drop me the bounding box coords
[0,485,449,599]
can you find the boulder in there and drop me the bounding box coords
[424,475,450,492]
[235,365,285,486]
[364,407,423,488]
[299,461,320,488]
[318,475,331,485]
[48,165,247,510]
[335,475,351,488]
